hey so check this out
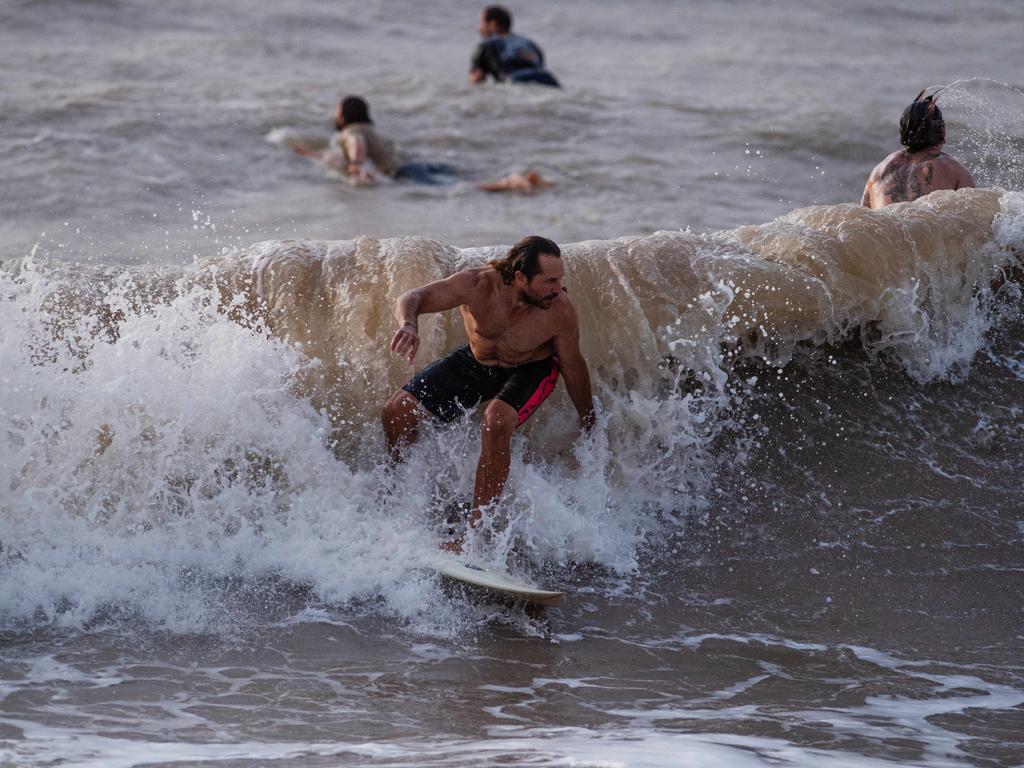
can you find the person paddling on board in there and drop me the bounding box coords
[382,235,595,553]
[861,89,975,209]
[293,95,556,192]
[470,5,560,88]
[292,96,397,185]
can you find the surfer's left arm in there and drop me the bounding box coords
[553,307,595,432]
[861,157,892,208]
[860,167,878,208]
[860,183,873,208]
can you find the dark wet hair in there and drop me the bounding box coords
[899,89,945,152]
[483,5,512,32]
[490,235,561,284]
[339,95,372,126]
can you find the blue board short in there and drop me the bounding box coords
[509,70,560,88]
[394,162,459,186]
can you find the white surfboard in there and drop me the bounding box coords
[422,551,566,607]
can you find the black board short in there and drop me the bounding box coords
[403,345,559,425]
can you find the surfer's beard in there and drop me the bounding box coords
[520,288,557,309]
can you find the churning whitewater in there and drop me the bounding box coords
[2,188,1021,632]
[4,2,1024,762]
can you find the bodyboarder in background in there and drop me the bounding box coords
[861,89,975,209]
[381,236,595,553]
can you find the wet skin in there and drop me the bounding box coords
[382,255,594,551]
[861,146,974,208]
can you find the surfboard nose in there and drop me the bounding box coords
[421,552,566,608]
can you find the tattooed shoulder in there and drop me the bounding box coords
[880,160,912,203]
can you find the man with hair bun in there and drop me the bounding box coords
[861,89,974,208]
[470,5,560,87]
[382,235,594,551]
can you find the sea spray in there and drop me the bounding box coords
[2,189,1021,632]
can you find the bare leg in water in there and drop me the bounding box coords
[475,170,556,194]
[381,392,517,554]
[297,144,553,195]
[381,390,428,460]
[458,400,518,544]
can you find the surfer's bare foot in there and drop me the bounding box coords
[524,171,555,189]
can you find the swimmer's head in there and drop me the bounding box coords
[899,89,945,152]
[480,5,512,36]
[336,96,372,131]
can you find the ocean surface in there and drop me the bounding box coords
[2,1,1024,766]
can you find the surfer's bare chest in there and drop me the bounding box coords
[459,298,558,363]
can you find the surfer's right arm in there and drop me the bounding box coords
[340,132,379,185]
[390,271,479,363]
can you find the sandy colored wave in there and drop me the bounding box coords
[198,188,1014,420]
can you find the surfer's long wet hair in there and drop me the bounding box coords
[490,235,561,285]
[900,89,945,152]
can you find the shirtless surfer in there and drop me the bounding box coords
[861,89,975,209]
[382,235,595,552]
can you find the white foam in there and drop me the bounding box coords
[601,633,1024,767]
[2,189,1022,634]
[0,260,713,635]
[0,719,938,768]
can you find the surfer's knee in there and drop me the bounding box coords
[481,401,517,443]
[383,389,416,416]
[382,390,422,446]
